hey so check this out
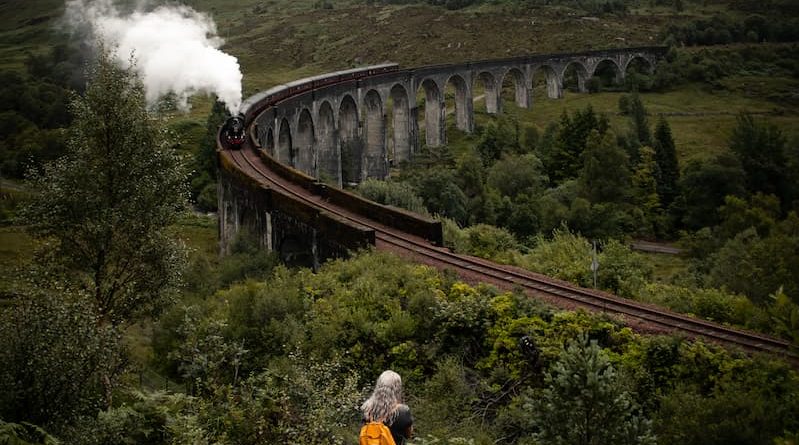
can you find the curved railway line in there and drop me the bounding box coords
[222,143,797,364]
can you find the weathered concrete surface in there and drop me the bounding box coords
[248,47,664,185]
[217,152,376,267]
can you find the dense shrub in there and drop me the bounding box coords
[357,178,428,214]
[0,292,123,433]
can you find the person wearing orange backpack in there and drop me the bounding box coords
[359,370,414,445]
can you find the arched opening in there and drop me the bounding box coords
[532,65,561,99]
[363,89,386,179]
[339,94,361,185]
[264,127,275,155]
[562,61,590,93]
[445,74,473,133]
[626,56,654,76]
[592,59,624,92]
[419,78,444,147]
[277,118,293,166]
[500,68,529,109]
[624,56,655,91]
[389,84,411,165]
[474,71,499,114]
[317,101,338,184]
[296,109,315,175]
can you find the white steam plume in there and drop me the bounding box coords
[66,0,243,114]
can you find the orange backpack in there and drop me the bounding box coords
[359,421,396,445]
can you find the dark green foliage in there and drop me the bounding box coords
[169,306,249,395]
[522,125,539,153]
[527,335,655,445]
[452,223,520,259]
[662,14,799,46]
[729,113,789,205]
[0,40,86,179]
[0,293,123,433]
[0,421,60,445]
[356,178,428,214]
[522,229,651,298]
[768,288,799,346]
[624,339,799,445]
[476,118,521,167]
[75,355,362,445]
[708,219,799,305]
[716,193,780,240]
[652,117,680,208]
[413,357,480,437]
[586,76,602,93]
[630,146,663,237]
[86,248,799,444]
[543,106,609,184]
[456,152,499,225]
[627,93,652,150]
[62,394,168,445]
[190,100,227,212]
[20,46,190,325]
[675,193,793,304]
[579,130,630,205]
[650,45,799,93]
[410,169,468,224]
[222,276,308,364]
[656,372,799,445]
[487,153,548,199]
[679,154,747,230]
[499,192,542,238]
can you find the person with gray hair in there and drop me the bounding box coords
[361,370,414,444]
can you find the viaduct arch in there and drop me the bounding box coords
[251,47,662,185]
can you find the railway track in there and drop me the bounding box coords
[224,144,797,363]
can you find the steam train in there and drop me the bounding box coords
[223,114,246,149]
[222,63,399,150]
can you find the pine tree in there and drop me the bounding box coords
[528,335,656,445]
[22,45,190,326]
[653,116,680,207]
[628,93,652,151]
[579,130,631,204]
[729,112,788,204]
[549,106,608,183]
[632,146,662,236]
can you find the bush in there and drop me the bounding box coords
[356,178,428,215]
[526,335,655,445]
[0,292,123,433]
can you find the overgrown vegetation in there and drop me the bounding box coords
[354,90,799,341]
[2,0,799,443]
[9,248,799,444]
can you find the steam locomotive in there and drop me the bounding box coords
[224,63,400,150]
[223,114,246,149]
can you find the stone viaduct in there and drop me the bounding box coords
[249,47,665,186]
[219,46,666,264]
